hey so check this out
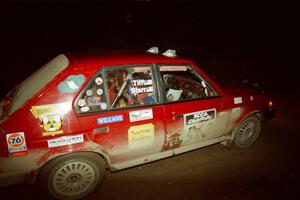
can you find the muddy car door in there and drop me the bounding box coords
[76,65,165,164]
[158,64,230,151]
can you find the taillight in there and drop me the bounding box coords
[2,98,10,107]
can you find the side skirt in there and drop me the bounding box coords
[110,135,231,171]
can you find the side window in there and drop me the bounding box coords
[76,65,157,114]
[106,66,156,108]
[159,65,218,102]
[76,73,108,113]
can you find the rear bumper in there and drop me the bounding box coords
[0,150,44,187]
[0,169,27,187]
[0,156,28,187]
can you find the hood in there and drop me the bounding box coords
[221,84,262,96]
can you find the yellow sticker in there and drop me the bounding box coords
[30,103,70,120]
[128,123,154,150]
[42,114,62,132]
[42,130,64,137]
[30,103,70,137]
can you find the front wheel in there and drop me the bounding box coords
[234,115,261,148]
[38,152,106,200]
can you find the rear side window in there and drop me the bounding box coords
[76,65,157,114]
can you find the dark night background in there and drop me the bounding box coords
[0,1,298,98]
[1,1,300,200]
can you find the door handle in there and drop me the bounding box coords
[173,114,183,120]
[93,127,109,135]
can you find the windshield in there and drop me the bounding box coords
[4,54,69,117]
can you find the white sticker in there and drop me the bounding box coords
[86,89,93,96]
[234,97,243,104]
[78,99,86,107]
[129,109,153,122]
[6,132,27,153]
[95,77,103,85]
[80,106,90,112]
[97,88,103,96]
[182,109,216,144]
[66,80,79,90]
[100,103,107,110]
[48,134,84,148]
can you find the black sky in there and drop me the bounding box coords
[0,1,298,98]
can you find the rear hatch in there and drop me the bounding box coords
[0,89,17,122]
[0,54,69,122]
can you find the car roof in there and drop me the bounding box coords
[68,51,194,69]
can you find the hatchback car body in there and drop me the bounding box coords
[0,50,275,199]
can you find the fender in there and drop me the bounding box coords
[27,140,111,183]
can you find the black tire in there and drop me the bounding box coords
[37,152,106,200]
[233,115,261,149]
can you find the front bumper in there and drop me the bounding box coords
[264,108,276,121]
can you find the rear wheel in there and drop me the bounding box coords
[234,115,261,148]
[38,152,106,200]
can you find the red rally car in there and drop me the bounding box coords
[0,49,275,199]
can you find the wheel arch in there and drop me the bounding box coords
[31,144,111,183]
[35,150,107,199]
[230,110,263,141]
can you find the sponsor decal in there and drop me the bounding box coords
[30,103,70,120]
[128,123,154,150]
[131,79,152,86]
[129,79,153,95]
[57,75,85,93]
[6,132,27,153]
[97,88,103,96]
[101,103,107,110]
[30,103,70,136]
[95,77,103,85]
[185,109,215,125]
[129,86,153,95]
[182,109,216,144]
[41,114,63,136]
[97,115,123,124]
[162,132,182,151]
[84,97,102,107]
[48,134,84,148]
[78,99,86,107]
[86,89,93,96]
[129,109,153,122]
[42,130,63,137]
[80,106,90,112]
[234,97,243,104]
